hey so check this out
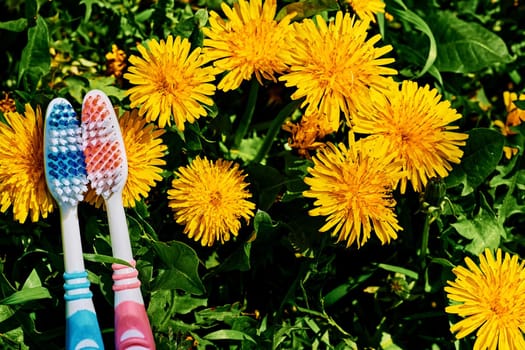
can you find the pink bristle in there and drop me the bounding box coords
[81,90,128,199]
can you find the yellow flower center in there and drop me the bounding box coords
[209,190,223,207]
[158,76,175,96]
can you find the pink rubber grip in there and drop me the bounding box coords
[114,301,155,349]
[112,261,155,349]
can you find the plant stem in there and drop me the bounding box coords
[250,100,300,164]
[233,79,259,148]
[420,211,431,266]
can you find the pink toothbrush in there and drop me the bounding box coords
[81,90,155,350]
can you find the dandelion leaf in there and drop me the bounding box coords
[451,194,504,255]
[446,128,504,195]
[0,18,27,32]
[152,241,205,295]
[431,11,514,73]
[18,16,50,91]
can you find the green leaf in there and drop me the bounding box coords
[230,135,264,163]
[0,18,28,32]
[377,263,419,280]
[387,0,438,80]
[247,164,284,211]
[152,241,205,295]
[0,287,51,305]
[451,193,503,255]
[148,290,207,328]
[83,253,133,267]
[430,11,514,73]
[195,303,243,324]
[88,76,128,100]
[0,305,26,348]
[80,0,106,22]
[380,332,403,350]
[194,8,209,28]
[203,329,257,344]
[446,128,504,195]
[62,76,89,104]
[253,210,278,236]
[18,16,50,90]
[323,272,373,307]
[21,269,42,289]
[172,293,207,314]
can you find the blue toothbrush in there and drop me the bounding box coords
[44,98,105,350]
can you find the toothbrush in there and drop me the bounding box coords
[43,98,105,350]
[81,90,155,350]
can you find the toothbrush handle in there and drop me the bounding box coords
[112,262,155,349]
[63,271,105,350]
[105,195,154,348]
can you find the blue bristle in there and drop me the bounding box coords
[44,98,89,206]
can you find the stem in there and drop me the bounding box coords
[250,100,300,164]
[420,211,431,265]
[233,79,259,148]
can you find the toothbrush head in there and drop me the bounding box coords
[44,98,88,207]
[81,90,128,199]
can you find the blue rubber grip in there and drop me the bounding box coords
[66,310,105,350]
[63,271,104,349]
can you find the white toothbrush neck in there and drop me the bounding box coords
[105,192,134,261]
[59,204,86,273]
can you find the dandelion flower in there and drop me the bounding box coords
[282,110,334,158]
[494,91,525,137]
[354,80,468,193]
[445,248,525,350]
[85,109,167,208]
[303,138,404,248]
[279,11,397,132]
[347,0,386,23]
[168,156,255,246]
[202,0,295,92]
[124,35,217,130]
[106,44,127,78]
[0,104,54,223]
[0,92,16,114]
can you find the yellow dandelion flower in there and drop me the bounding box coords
[202,0,295,92]
[354,80,468,193]
[85,109,167,208]
[279,11,397,132]
[106,44,127,78]
[0,104,54,223]
[502,145,519,160]
[282,110,334,158]
[167,156,255,247]
[347,0,386,23]
[0,92,16,114]
[494,91,525,136]
[303,138,404,248]
[445,248,525,350]
[124,35,217,130]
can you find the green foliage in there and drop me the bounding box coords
[1,0,525,349]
